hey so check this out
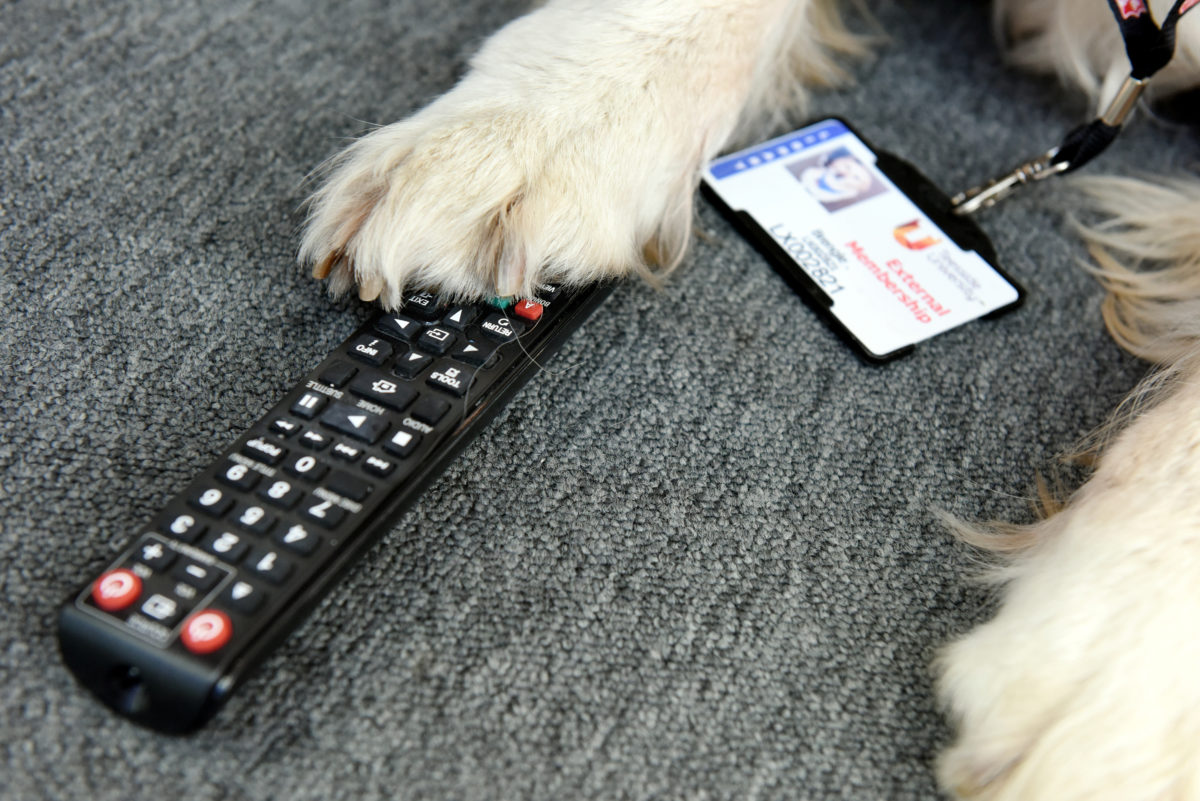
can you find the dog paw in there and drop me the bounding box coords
[299,4,770,307]
[935,377,1200,801]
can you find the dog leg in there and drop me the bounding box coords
[299,0,864,306]
[936,172,1200,800]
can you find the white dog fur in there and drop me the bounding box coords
[300,1,1200,798]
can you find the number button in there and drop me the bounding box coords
[273,523,321,556]
[257,479,303,509]
[218,461,261,491]
[302,497,347,529]
[162,514,206,543]
[188,487,234,518]
[243,548,293,584]
[200,530,249,562]
[232,503,276,535]
[283,454,329,482]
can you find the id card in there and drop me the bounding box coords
[701,118,1022,361]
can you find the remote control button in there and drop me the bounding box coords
[363,455,397,477]
[533,282,561,302]
[348,335,393,366]
[393,351,432,379]
[188,487,234,518]
[479,312,523,343]
[257,478,303,509]
[417,326,456,355]
[318,362,358,388]
[223,580,267,615]
[426,363,473,397]
[331,442,363,462]
[401,291,441,320]
[163,514,206,543]
[349,374,417,411]
[291,391,328,419]
[375,314,422,341]
[218,461,261,491]
[270,418,301,437]
[283,454,328,481]
[299,429,332,450]
[92,569,142,612]
[274,523,321,555]
[442,305,478,330]
[181,610,232,654]
[242,436,287,466]
[302,497,347,529]
[319,402,389,444]
[410,395,450,425]
[172,559,224,592]
[513,299,543,322]
[327,470,372,502]
[136,539,176,571]
[383,427,421,458]
[200,530,249,562]
[451,340,499,367]
[140,593,182,625]
[244,548,293,584]
[232,503,276,535]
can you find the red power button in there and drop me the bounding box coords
[92,569,143,612]
[181,609,233,654]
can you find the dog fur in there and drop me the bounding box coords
[300,1,1200,798]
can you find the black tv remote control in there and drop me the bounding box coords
[58,281,613,733]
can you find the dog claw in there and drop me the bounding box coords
[358,273,383,302]
[312,252,337,280]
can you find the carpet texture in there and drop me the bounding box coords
[3,1,1195,799]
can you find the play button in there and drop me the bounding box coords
[318,401,389,444]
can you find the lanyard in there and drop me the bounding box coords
[952,0,1199,215]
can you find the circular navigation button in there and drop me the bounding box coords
[92,569,143,612]
[180,609,233,654]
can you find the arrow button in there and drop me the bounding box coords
[318,401,389,444]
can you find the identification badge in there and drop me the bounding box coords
[701,118,1022,362]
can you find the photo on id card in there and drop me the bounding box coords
[701,118,1023,362]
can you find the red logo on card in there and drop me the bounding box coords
[1119,0,1149,18]
[893,220,941,251]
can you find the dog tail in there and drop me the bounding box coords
[947,170,1200,558]
[1074,172,1200,366]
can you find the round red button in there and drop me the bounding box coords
[181,609,233,654]
[92,569,143,612]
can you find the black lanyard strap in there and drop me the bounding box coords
[954,0,1198,214]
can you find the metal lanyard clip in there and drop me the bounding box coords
[951,148,1069,216]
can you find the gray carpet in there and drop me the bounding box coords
[3,1,1195,799]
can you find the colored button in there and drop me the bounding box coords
[92,569,143,612]
[513,299,543,322]
[181,610,233,654]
